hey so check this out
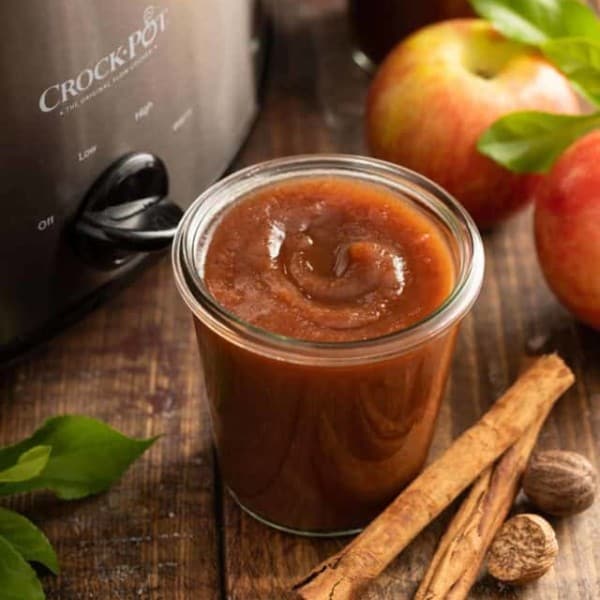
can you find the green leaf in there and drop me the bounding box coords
[0,447,51,484]
[478,110,600,172]
[469,0,600,46]
[0,535,45,600]
[543,37,600,106]
[0,508,58,574]
[0,416,157,499]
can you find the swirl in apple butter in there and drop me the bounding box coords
[204,177,455,341]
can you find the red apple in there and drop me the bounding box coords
[366,19,580,228]
[534,131,600,330]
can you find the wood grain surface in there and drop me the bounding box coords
[1,1,599,598]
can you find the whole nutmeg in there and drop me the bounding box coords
[523,450,597,516]
[487,514,558,585]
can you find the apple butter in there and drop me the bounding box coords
[204,177,454,342]
[173,156,484,535]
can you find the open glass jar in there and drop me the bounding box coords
[172,155,484,536]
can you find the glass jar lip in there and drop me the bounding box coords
[172,154,485,366]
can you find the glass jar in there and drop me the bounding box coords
[172,155,484,536]
[348,0,473,71]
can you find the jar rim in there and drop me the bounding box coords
[172,154,485,365]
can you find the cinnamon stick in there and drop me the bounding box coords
[414,418,546,600]
[293,355,574,600]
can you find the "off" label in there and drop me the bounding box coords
[37,215,55,231]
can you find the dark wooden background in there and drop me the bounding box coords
[1,1,599,598]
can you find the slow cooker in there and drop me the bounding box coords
[0,0,267,362]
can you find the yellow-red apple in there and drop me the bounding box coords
[534,131,600,330]
[366,19,580,228]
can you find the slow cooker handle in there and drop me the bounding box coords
[76,195,183,252]
[73,152,183,268]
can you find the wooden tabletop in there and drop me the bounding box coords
[1,1,599,598]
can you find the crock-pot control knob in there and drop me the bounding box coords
[74,153,183,269]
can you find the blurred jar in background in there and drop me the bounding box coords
[349,0,473,71]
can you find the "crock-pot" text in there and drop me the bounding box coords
[38,6,168,113]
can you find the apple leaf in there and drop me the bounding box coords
[478,110,600,172]
[0,508,58,574]
[0,416,158,499]
[469,0,600,46]
[543,37,600,106]
[0,535,45,600]
[0,446,51,484]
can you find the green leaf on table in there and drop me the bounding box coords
[0,446,51,484]
[543,37,600,106]
[478,110,600,172]
[469,0,600,46]
[0,507,58,574]
[0,534,45,600]
[0,416,157,499]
